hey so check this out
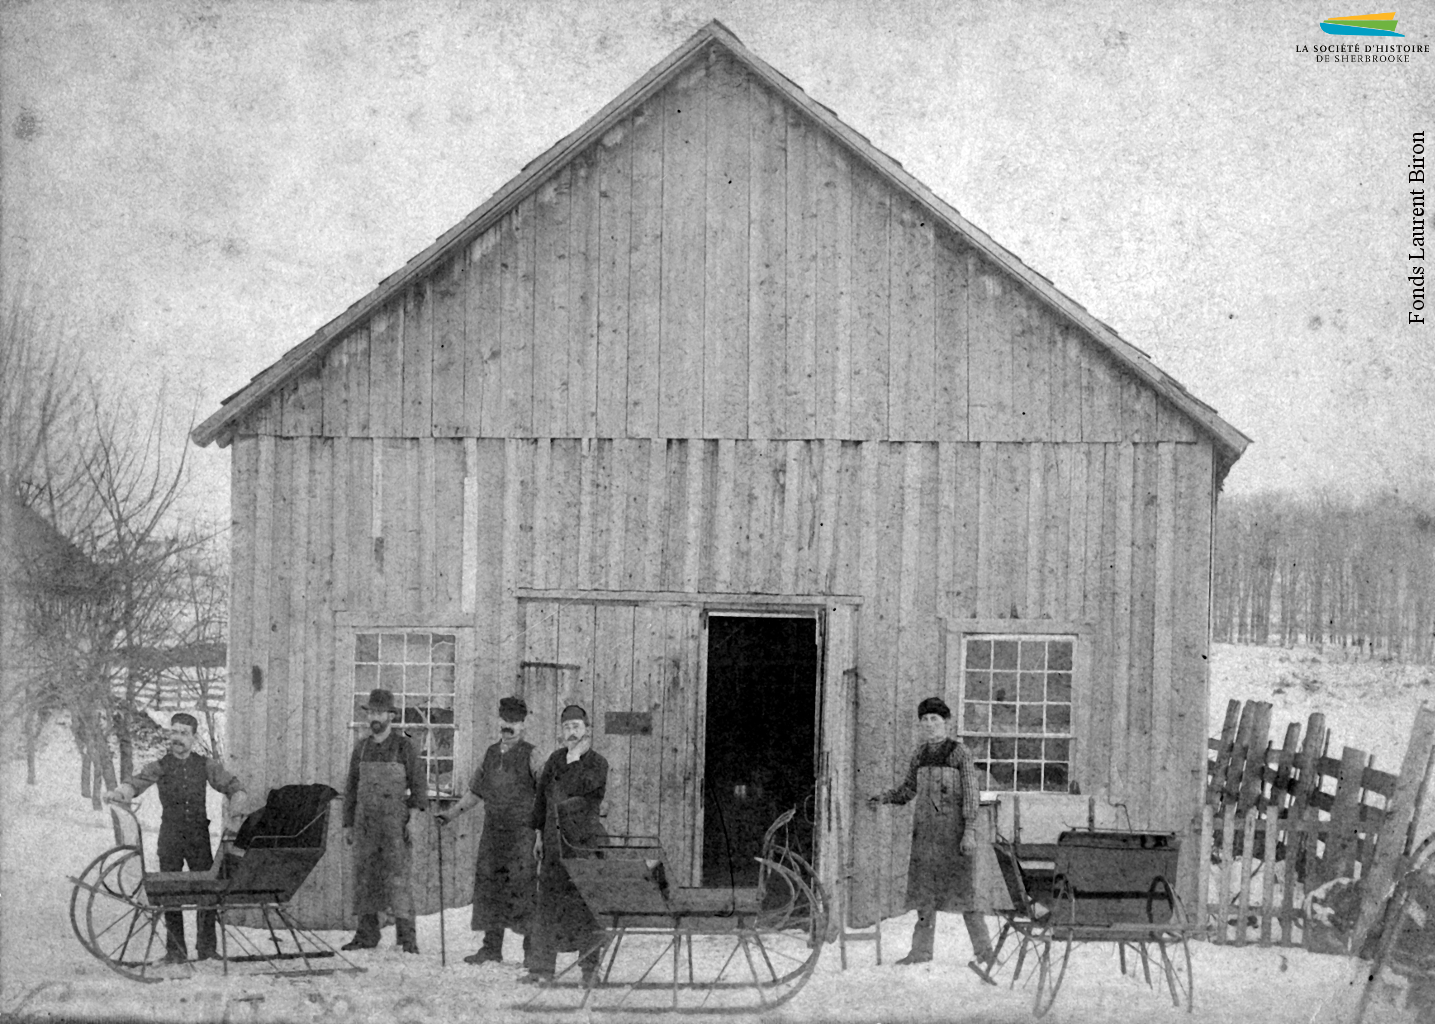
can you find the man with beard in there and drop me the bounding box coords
[341,688,429,954]
[868,696,996,982]
[106,712,249,964]
[522,704,609,987]
[435,695,543,966]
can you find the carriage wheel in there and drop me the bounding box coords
[1032,879,1075,1018]
[70,845,133,957]
[745,857,828,1008]
[83,849,174,983]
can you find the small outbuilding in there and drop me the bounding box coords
[194,22,1249,931]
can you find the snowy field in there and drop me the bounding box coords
[1,642,1430,1023]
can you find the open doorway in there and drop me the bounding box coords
[701,614,818,887]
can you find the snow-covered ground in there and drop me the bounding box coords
[0,643,1430,1023]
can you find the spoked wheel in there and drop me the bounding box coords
[70,845,133,957]
[1033,879,1075,1018]
[83,848,176,983]
[746,858,827,1008]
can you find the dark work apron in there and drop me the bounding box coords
[471,741,537,932]
[352,760,414,918]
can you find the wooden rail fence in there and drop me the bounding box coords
[1202,699,1435,949]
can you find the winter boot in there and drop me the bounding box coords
[395,917,419,954]
[341,913,381,950]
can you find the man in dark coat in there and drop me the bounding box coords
[522,703,609,986]
[436,695,543,966]
[341,688,429,954]
[107,712,249,964]
[869,696,995,980]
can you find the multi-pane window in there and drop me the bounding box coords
[959,635,1074,793]
[352,632,457,798]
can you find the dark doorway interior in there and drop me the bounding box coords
[702,615,818,887]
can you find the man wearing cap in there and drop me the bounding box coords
[867,696,995,980]
[106,712,249,964]
[341,687,429,954]
[523,703,609,986]
[435,696,544,966]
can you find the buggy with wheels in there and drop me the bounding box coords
[989,827,1195,1016]
[68,783,364,982]
[515,807,828,1014]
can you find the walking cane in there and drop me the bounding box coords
[435,815,448,967]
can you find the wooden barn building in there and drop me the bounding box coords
[193,22,1249,931]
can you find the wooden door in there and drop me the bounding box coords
[817,604,858,924]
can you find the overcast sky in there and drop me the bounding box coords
[3,0,1432,529]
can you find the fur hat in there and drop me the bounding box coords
[499,696,528,722]
[917,697,951,720]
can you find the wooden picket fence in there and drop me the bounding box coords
[1202,699,1435,949]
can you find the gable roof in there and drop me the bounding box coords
[193,20,1250,470]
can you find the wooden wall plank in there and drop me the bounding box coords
[344,326,371,438]
[951,443,980,620]
[704,53,749,439]
[683,440,705,591]
[499,439,523,682]
[627,97,664,438]
[967,260,1012,441]
[596,127,632,438]
[368,301,403,438]
[934,232,969,442]
[777,440,803,593]
[889,197,935,442]
[616,438,645,589]
[595,603,636,835]
[661,437,689,591]
[401,284,432,438]
[1127,442,1158,825]
[660,606,696,882]
[1110,441,1135,806]
[748,76,787,441]
[815,438,840,593]
[554,439,584,589]
[1065,445,1088,621]
[228,437,258,773]
[784,105,816,440]
[629,605,664,840]
[659,64,707,438]
[642,440,669,590]
[1081,348,1121,442]
[1152,443,1177,829]
[570,153,601,437]
[533,167,573,438]
[558,603,597,727]
[1013,297,1051,441]
[431,256,467,437]
[849,167,890,440]
[813,133,852,439]
[466,231,501,436]
[875,444,907,905]
[269,441,295,786]
[1081,444,1111,793]
[587,439,613,589]
[712,439,736,590]
[320,337,348,438]
[1025,442,1045,617]
[500,200,536,437]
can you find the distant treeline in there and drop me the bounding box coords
[1214,490,1435,661]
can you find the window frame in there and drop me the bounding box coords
[944,619,1091,796]
[342,618,473,804]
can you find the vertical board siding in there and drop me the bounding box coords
[239,66,1206,452]
[660,64,707,438]
[234,432,1217,926]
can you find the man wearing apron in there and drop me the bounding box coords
[522,703,609,986]
[341,688,429,953]
[435,695,543,966]
[869,696,996,982]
